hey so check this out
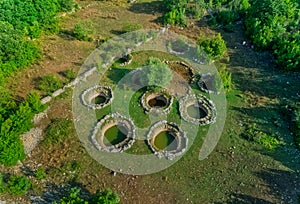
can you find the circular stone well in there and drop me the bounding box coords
[197,73,220,94]
[81,85,113,110]
[141,90,173,114]
[91,113,135,153]
[146,121,188,160]
[179,94,217,125]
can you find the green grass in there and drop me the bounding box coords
[35,167,46,181]
[167,98,181,124]
[129,90,151,128]
[43,118,73,145]
[153,131,176,151]
[104,125,128,146]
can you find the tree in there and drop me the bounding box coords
[0,21,40,77]
[273,31,300,71]
[140,57,173,88]
[244,0,296,50]
[198,33,227,60]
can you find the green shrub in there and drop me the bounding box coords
[140,57,172,87]
[39,74,63,95]
[198,33,227,60]
[217,64,233,92]
[163,8,187,26]
[26,92,47,113]
[0,98,38,166]
[55,187,120,204]
[291,105,300,149]
[65,68,77,81]
[187,0,206,19]
[73,21,94,41]
[7,175,32,195]
[254,133,280,150]
[58,0,75,12]
[90,189,120,204]
[0,21,40,77]
[244,0,296,50]
[35,167,47,181]
[43,118,73,145]
[273,32,300,71]
[244,123,280,149]
[55,187,86,204]
[122,23,142,32]
[0,0,60,38]
[0,173,4,193]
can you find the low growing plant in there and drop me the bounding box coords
[35,167,47,181]
[39,74,63,95]
[7,175,32,195]
[198,34,227,60]
[43,118,73,145]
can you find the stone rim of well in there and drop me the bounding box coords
[146,120,188,160]
[141,89,173,114]
[91,112,136,153]
[167,39,190,55]
[197,73,221,95]
[81,85,114,110]
[179,94,217,125]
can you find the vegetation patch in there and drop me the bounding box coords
[54,187,120,204]
[43,118,73,145]
[0,174,32,196]
[39,74,64,96]
[198,34,227,60]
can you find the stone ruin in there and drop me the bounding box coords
[91,112,136,153]
[141,90,173,114]
[197,73,221,95]
[179,94,217,125]
[146,120,188,160]
[81,85,113,110]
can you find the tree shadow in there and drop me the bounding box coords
[128,1,165,15]
[106,67,131,84]
[212,23,300,203]
[215,193,274,204]
[33,180,92,203]
[57,30,76,41]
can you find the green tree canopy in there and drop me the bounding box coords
[0,21,40,77]
[140,57,173,88]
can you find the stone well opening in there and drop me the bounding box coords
[92,94,108,105]
[186,102,208,120]
[179,94,217,125]
[141,90,173,114]
[103,123,129,146]
[153,130,178,151]
[147,94,168,108]
[81,86,113,110]
[91,113,136,152]
[197,73,220,94]
[146,121,188,160]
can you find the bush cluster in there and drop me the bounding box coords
[140,57,172,88]
[244,0,299,71]
[55,187,120,204]
[0,0,76,79]
[43,118,73,145]
[0,90,46,166]
[198,34,227,60]
[0,174,32,195]
[39,74,63,95]
[291,104,300,149]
